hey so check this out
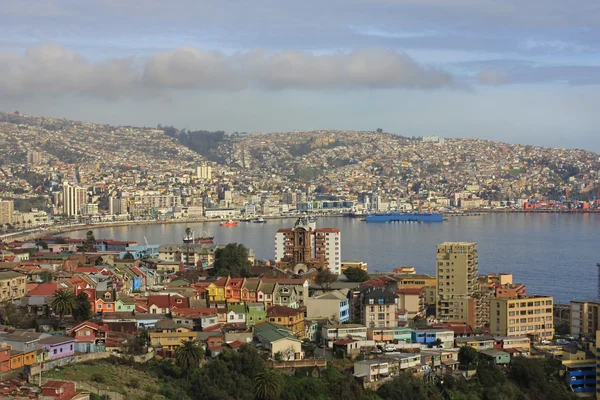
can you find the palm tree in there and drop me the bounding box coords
[254,367,282,400]
[51,289,76,325]
[175,339,203,378]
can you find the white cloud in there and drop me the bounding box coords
[0,44,456,98]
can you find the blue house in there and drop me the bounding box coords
[412,329,455,348]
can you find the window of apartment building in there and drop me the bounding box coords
[369,299,374,304]
[545,300,552,305]
[509,311,515,316]
[378,313,385,320]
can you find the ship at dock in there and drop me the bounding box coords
[365,212,443,223]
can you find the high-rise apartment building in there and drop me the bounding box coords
[275,217,342,274]
[63,183,87,216]
[0,200,14,225]
[489,296,554,341]
[570,299,600,338]
[436,242,480,327]
[26,151,42,165]
[196,164,212,180]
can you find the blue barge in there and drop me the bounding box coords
[365,212,443,222]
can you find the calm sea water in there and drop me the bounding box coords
[64,213,600,304]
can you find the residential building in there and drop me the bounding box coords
[412,329,455,349]
[0,271,27,301]
[227,304,246,324]
[246,302,267,326]
[321,324,368,347]
[489,295,554,341]
[354,359,390,383]
[341,260,368,273]
[149,322,198,351]
[0,199,14,225]
[38,336,76,360]
[253,322,303,361]
[436,242,482,328]
[197,164,212,180]
[304,290,350,323]
[395,288,425,319]
[359,288,397,329]
[267,305,305,338]
[455,335,496,351]
[570,299,600,338]
[41,380,89,400]
[63,183,87,216]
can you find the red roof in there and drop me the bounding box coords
[203,324,222,332]
[213,277,228,287]
[74,266,103,274]
[228,340,245,349]
[26,281,58,296]
[334,338,357,345]
[147,295,171,308]
[172,307,217,317]
[267,305,302,317]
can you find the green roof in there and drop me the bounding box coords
[227,304,246,314]
[254,323,300,343]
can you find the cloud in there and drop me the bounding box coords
[0,44,456,98]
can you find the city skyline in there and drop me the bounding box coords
[1,1,600,151]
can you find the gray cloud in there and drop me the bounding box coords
[0,44,455,98]
[477,69,508,85]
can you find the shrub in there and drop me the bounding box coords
[91,373,105,383]
[128,378,140,389]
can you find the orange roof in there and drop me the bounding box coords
[26,281,58,297]
[267,305,302,317]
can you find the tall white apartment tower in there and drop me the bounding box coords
[63,183,87,216]
[196,164,212,180]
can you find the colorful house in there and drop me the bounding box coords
[115,293,136,312]
[226,304,246,324]
[241,278,260,303]
[0,344,10,372]
[38,336,76,360]
[94,290,116,313]
[68,321,108,353]
[208,277,228,302]
[246,302,267,326]
[225,278,245,303]
[267,305,305,339]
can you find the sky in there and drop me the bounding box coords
[1,0,600,151]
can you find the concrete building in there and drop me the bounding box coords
[0,199,13,225]
[436,242,481,328]
[253,322,303,361]
[80,203,98,216]
[489,296,554,341]
[570,299,600,338]
[0,271,27,301]
[322,324,368,347]
[360,288,398,329]
[341,260,368,273]
[196,164,212,180]
[26,150,42,165]
[304,290,350,323]
[63,183,87,216]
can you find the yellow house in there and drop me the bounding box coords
[267,305,305,339]
[0,271,27,301]
[208,277,228,302]
[394,273,436,290]
[149,326,198,351]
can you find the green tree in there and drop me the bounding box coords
[39,270,53,283]
[72,292,92,322]
[122,251,135,260]
[81,230,97,252]
[37,239,48,249]
[175,339,203,378]
[315,269,337,290]
[254,367,282,400]
[55,236,68,245]
[459,345,479,370]
[377,373,441,400]
[209,243,252,277]
[343,267,370,282]
[51,289,77,323]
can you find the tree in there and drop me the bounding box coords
[37,239,48,249]
[209,243,252,277]
[51,289,77,323]
[376,128,383,133]
[254,367,282,400]
[175,339,203,378]
[122,252,135,260]
[315,269,337,290]
[55,236,68,245]
[81,230,97,252]
[39,270,53,283]
[377,373,441,400]
[459,345,479,370]
[343,267,370,282]
[72,292,92,322]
